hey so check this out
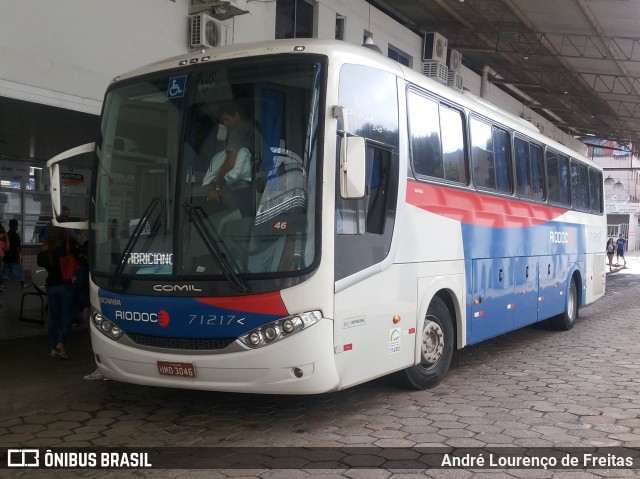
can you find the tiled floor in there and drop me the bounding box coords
[0,281,49,340]
[2,255,640,477]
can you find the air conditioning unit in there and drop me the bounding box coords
[447,49,462,73]
[447,71,463,91]
[422,61,448,85]
[189,13,228,49]
[423,32,448,64]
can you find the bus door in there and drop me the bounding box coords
[332,65,402,388]
[513,256,539,328]
[469,257,515,343]
[334,142,407,385]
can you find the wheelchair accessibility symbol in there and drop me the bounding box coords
[167,75,187,99]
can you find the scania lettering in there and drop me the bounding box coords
[99,297,121,306]
[47,39,605,394]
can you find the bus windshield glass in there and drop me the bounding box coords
[92,57,323,280]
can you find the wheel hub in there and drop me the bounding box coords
[567,282,577,321]
[421,320,444,366]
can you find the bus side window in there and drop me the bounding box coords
[589,169,603,213]
[471,118,512,193]
[558,155,570,205]
[440,105,466,184]
[492,127,511,193]
[470,118,495,190]
[571,160,590,210]
[515,137,530,197]
[408,93,441,178]
[365,147,391,235]
[408,93,466,185]
[515,139,544,200]
[546,150,560,203]
[530,144,544,200]
[547,151,571,206]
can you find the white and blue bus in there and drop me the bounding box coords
[48,39,606,394]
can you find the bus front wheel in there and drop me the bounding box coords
[397,296,454,390]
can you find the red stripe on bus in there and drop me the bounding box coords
[406,181,568,228]
[196,292,289,316]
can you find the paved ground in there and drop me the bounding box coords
[0,256,639,478]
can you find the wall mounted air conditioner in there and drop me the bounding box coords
[423,32,448,64]
[447,49,462,73]
[189,13,228,49]
[422,61,448,85]
[447,71,463,91]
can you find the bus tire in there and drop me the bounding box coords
[396,296,454,390]
[550,276,578,331]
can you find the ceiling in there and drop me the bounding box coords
[369,0,640,147]
[0,97,98,167]
[2,0,638,168]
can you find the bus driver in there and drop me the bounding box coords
[203,101,255,216]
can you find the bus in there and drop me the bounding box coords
[47,39,606,394]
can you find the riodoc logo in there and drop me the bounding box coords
[115,311,158,322]
[549,231,571,244]
[113,310,170,327]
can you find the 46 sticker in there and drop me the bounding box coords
[272,220,289,231]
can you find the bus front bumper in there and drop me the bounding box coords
[89,319,340,394]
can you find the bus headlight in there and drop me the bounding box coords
[92,311,124,341]
[282,319,295,333]
[239,310,322,349]
[264,326,277,341]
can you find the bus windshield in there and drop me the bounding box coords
[92,56,323,283]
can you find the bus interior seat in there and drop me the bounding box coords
[255,147,307,226]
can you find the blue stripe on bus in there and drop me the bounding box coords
[461,221,585,345]
[97,290,282,338]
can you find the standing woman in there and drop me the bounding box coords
[606,237,615,272]
[0,222,8,274]
[38,226,76,359]
[0,223,8,308]
[0,219,26,290]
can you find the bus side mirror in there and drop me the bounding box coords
[333,105,366,199]
[46,142,95,230]
[340,136,366,199]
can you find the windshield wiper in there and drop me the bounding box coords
[184,204,249,293]
[110,198,161,290]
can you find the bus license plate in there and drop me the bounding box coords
[157,361,196,378]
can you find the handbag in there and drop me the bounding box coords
[59,239,81,282]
